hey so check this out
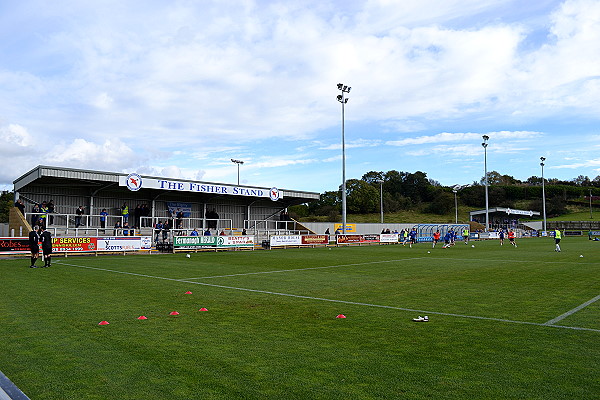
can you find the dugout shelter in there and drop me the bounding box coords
[11,165,320,237]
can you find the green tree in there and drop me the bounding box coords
[0,191,13,223]
[345,179,378,214]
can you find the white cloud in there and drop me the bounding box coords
[387,131,542,146]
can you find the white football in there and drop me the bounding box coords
[427,251,431,254]
[580,255,583,258]
[186,254,191,258]
[471,245,475,248]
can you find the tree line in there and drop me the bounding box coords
[291,171,600,221]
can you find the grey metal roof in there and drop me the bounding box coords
[13,165,320,203]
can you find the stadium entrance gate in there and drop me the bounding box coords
[416,224,469,242]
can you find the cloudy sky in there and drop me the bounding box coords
[1,0,600,193]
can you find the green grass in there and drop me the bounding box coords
[1,238,599,399]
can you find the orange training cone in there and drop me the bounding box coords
[169,311,180,315]
[137,316,148,320]
[98,321,110,325]
[185,291,193,294]
[199,308,208,311]
[336,314,346,319]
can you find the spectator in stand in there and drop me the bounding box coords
[75,205,84,228]
[39,202,48,228]
[100,209,108,230]
[141,204,150,227]
[219,230,226,236]
[15,199,25,215]
[123,221,130,236]
[176,208,183,229]
[47,199,55,225]
[162,220,170,241]
[242,228,247,235]
[121,202,129,224]
[114,220,122,236]
[31,204,40,228]
[134,204,142,228]
[154,221,163,242]
[190,228,199,236]
[204,228,211,236]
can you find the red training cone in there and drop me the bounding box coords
[336,314,346,319]
[198,308,208,311]
[137,316,148,320]
[169,311,180,315]
[98,321,110,325]
[185,291,193,294]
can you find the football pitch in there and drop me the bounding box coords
[1,237,598,399]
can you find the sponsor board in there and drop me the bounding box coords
[269,235,329,246]
[0,236,152,254]
[217,236,255,247]
[270,236,302,247]
[97,237,152,251]
[380,234,399,243]
[174,236,255,248]
[174,236,218,247]
[53,237,98,252]
[301,235,329,245]
[334,224,356,233]
[0,238,30,254]
[564,231,582,236]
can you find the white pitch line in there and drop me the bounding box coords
[543,294,600,325]
[55,261,600,333]
[180,257,428,280]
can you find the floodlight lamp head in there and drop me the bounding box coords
[344,98,349,103]
[337,83,343,90]
[347,87,351,92]
[482,135,489,141]
[540,157,546,162]
[481,142,488,148]
[337,94,343,101]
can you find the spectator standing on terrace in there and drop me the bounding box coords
[162,220,170,241]
[15,198,25,215]
[141,204,150,227]
[134,204,142,228]
[100,209,108,230]
[39,226,52,268]
[28,225,40,268]
[176,208,184,229]
[154,221,163,242]
[75,205,84,228]
[47,199,55,225]
[31,204,40,228]
[39,202,48,228]
[121,202,129,224]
